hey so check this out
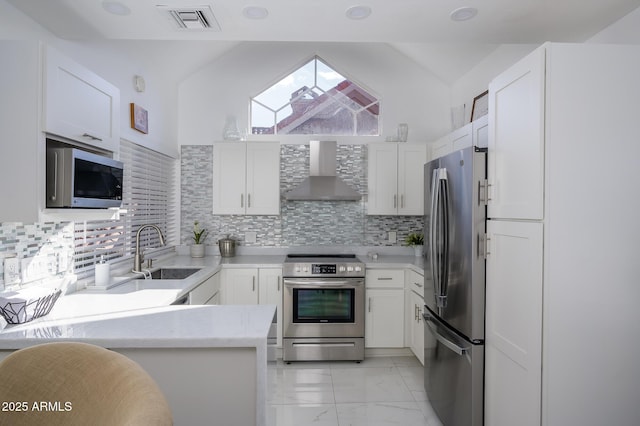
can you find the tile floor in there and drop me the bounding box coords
[267,356,443,426]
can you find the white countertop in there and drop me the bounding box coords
[0,304,276,350]
[0,252,422,350]
[0,254,282,349]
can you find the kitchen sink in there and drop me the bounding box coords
[150,268,201,280]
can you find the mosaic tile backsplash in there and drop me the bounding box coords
[181,144,423,247]
[0,222,74,290]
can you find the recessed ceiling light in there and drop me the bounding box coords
[101,1,131,16]
[243,6,269,20]
[346,5,372,20]
[450,7,478,22]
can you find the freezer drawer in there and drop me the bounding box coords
[424,308,484,426]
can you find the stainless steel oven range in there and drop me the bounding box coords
[282,254,365,362]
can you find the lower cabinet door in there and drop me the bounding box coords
[485,220,543,426]
[410,291,425,365]
[222,269,259,305]
[365,289,404,348]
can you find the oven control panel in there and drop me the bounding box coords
[284,262,365,278]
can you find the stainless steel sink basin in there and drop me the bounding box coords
[150,268,201,280]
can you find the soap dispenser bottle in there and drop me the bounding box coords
[94,255,110,287]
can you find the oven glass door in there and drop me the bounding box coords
[293,288,354,323]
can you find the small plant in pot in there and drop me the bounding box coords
[406,232,424,257]
[190,221,208,258]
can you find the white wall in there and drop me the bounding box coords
[450,5,640,120]
[178,42,451,145]
[587,5,640,43]
[451,44,537,124]
[0,0,179,157]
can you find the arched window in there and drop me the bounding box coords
[250,56,379,136]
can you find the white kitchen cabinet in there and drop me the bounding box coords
[221,268,259,305]
[485,220,542,426]
[0,41,121,223]
[365,269,404,348]
[487,47,545,220]
[472,114,488,149]
[258,268,283,347]
[430,122,472,160]
[485,43,640,426]
[44,45,120,153]
[189,272,221,305]
[367,143,427,215]
[213,142,280,215]
[0,41,43,223]
[429,116,487,161]
[430,133,453,160]
[405,269,425,365]
[222,267,283,347]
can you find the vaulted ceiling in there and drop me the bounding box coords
[9,0,640,83]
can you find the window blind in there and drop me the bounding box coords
[73,140,177,280]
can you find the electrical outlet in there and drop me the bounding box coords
[388,231,397,243]
[21,256,49,283]
[57,252,69,273]
[4,258,21,284]
[245,231,257,243]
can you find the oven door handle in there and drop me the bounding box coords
[283,280,363,288]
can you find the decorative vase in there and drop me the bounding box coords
[413,245,423,257]
[397,123,408,142]
[190,244,205,258]
[223,116,241,141]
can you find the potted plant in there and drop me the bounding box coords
[190,221,208,258]
[406,232,424,257]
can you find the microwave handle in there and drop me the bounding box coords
[50,151,58,202]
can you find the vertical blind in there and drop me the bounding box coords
[74,140,177,279]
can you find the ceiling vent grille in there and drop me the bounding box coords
[157,5,221,31]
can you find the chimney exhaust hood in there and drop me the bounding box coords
[284,141,361,201]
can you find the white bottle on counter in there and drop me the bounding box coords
[94,255,110,287]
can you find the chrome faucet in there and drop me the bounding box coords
[134,224,166,272]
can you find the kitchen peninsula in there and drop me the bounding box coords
[0,294,276,426]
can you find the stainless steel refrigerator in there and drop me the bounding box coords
[423,146,487,426]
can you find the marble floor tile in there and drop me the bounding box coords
[335,401,430,426]
[267,404,339,426]
[331,366,415,403]
[267,367,335,404]
[268,355,439,426]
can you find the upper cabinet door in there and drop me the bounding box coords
[246,142,280,215]
[213,143,247,215]
[488,46,545,220]
[397,144,427,215]
[213,142,280,215]
[367,143,399,215]
[44,46,120,153]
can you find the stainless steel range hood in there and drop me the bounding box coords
[284,141,361,201]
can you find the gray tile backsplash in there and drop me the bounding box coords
[0,222,74,289]
[180,144,423,248]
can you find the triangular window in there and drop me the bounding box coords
[250,56,379,136]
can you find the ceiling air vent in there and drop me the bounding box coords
[157,5,221,31]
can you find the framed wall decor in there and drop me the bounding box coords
[470,90,489,122]
[130,103,148,134]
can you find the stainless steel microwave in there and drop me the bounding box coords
[46,147,124,208]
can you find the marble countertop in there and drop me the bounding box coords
[0,304,276,350]
[0,251,423,350]
[359,255,426,272]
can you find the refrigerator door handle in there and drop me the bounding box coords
[423,312,469,357]
[430,168,450,309]
[429,168,440,299]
